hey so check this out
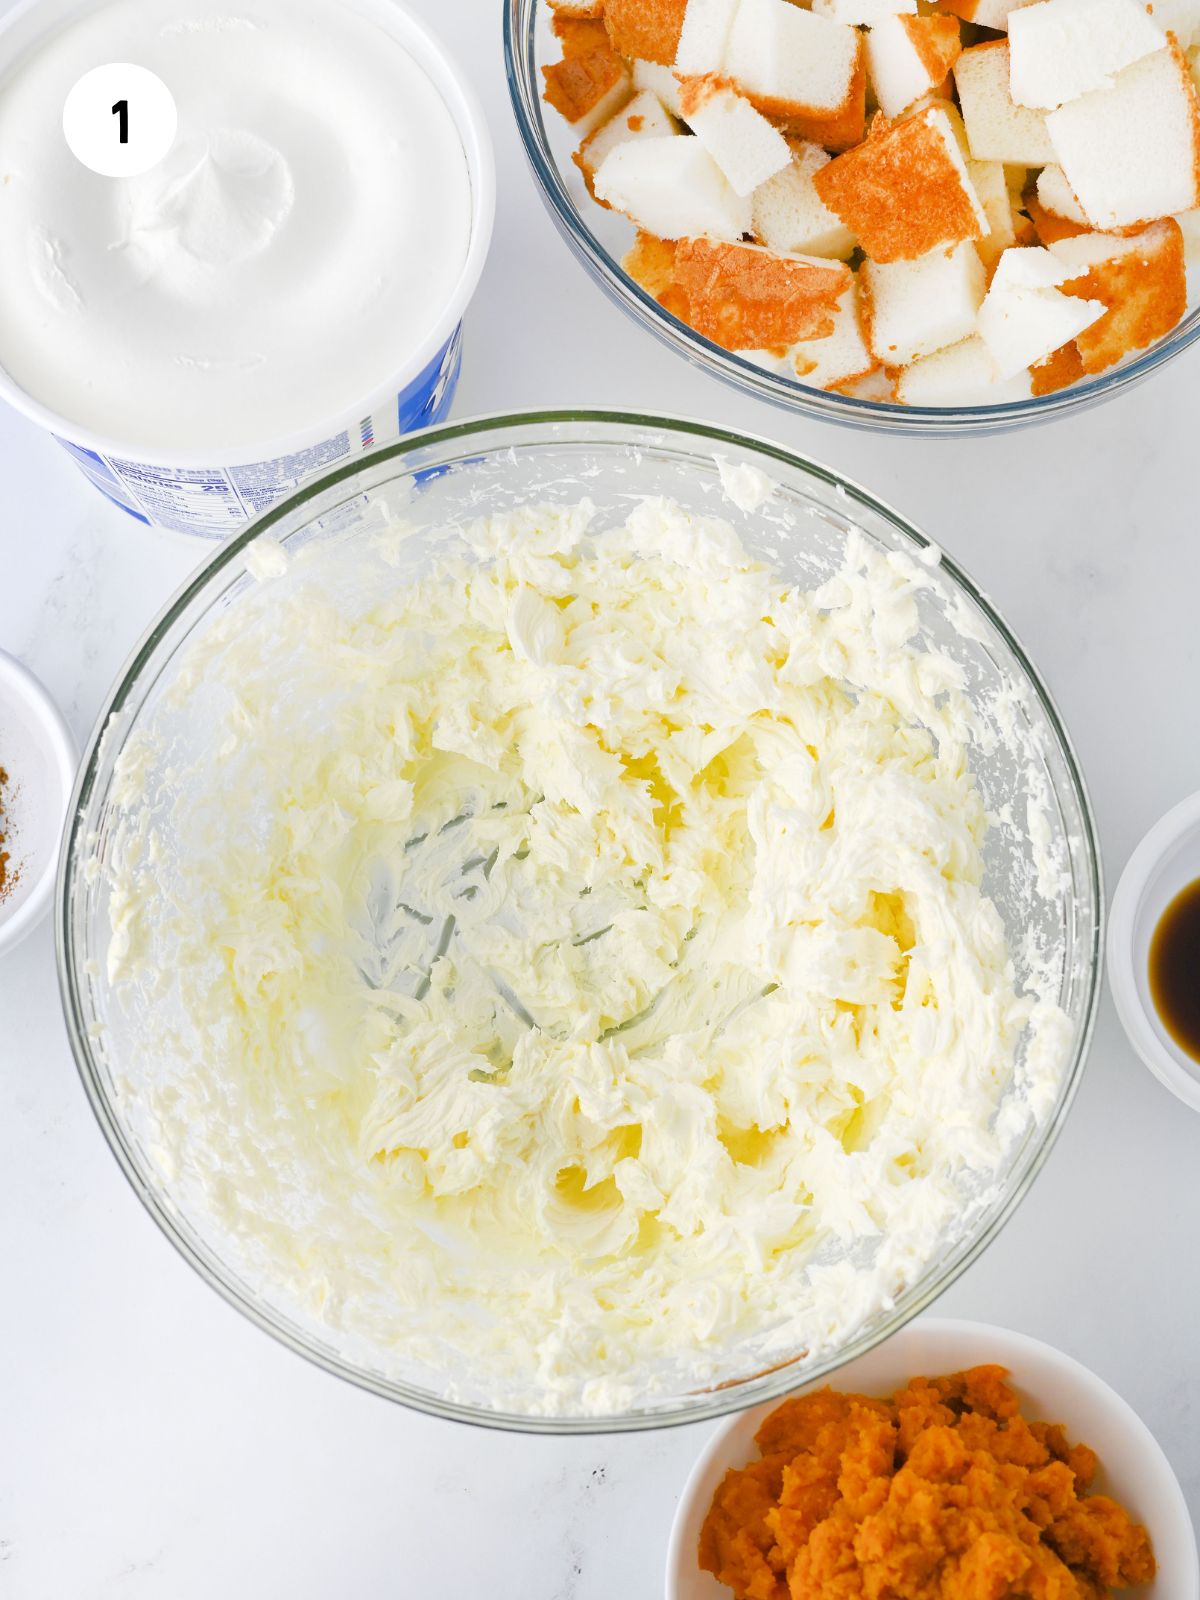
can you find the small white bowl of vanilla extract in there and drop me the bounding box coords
[1110,791,1200,1112]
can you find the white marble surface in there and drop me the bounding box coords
[1,3,1199,1595]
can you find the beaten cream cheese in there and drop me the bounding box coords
[101,493,1069,1414]
[0,0,472,451]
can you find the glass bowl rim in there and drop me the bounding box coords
[502,0,1200,435]
[55,406,1105,1434]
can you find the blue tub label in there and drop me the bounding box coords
[54,327,463,539]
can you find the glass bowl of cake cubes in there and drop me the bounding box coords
[505,0,1200,433]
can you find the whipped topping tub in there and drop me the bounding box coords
[0,0,493,536]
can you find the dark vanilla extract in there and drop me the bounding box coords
[1149,878,1200,1063]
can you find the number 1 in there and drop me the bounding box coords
[112,99,128,144]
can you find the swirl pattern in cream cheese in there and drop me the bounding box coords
[101,495,1070,1414]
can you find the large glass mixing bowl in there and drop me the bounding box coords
[504,0,1200,435]
[57,412,1102,1432]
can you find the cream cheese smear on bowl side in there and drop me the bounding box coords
[94,481,1072,1418]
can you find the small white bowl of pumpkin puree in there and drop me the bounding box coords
[666,1318,1196,1600]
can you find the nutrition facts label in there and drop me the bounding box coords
[54,328,463,538]
[114,456,285,534]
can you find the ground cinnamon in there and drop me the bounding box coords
[0,766,13,902]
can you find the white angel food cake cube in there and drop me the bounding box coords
[976,247,1105,377]
[811,0,915,20]
[1176,205,1200,267]
[633,58,684,116]
[790,280,877,388]
[575,90,678,194]
[1023,179,1085,245]
[751,141,857,258]
[677,74,791,194]
[968,159,1019,266]
[954,40,1056,163]
[593,135,752,239]
[673,0,739,75]
[838,367,899,400]
[724,0,866,148]
[1036,164,1087,223]
[866,14,963,120]
[862,240,987,366]
[1046,42,1200,229]
[935,0,1036,27]
[897,335,1034,403]
[1147,0,1200,48]
[725,0,859,112]
[1008,0,1166,111]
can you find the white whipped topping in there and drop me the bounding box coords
[0,0,472,451]
[124,128,296,275]
[98,495,1070,1415]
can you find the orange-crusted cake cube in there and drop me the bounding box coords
[622,232,678,298]
[602,0,688,65]
[724,0,867,150]
[813,103,989,262]
[1050,219,1187,374]
[1023,189,1087,246]
[1036,165,1088,223]
[664,238,851,350]
[1030,340,1084,395]
[867,14,963,120]
[551,12,610,57]
[542,42,631,127]
[794,46,868,153]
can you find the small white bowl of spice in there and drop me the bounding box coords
[1109,790,1200,1114]
[0,650,76,956]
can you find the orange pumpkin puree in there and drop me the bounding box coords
[699,1366,1156,1600]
